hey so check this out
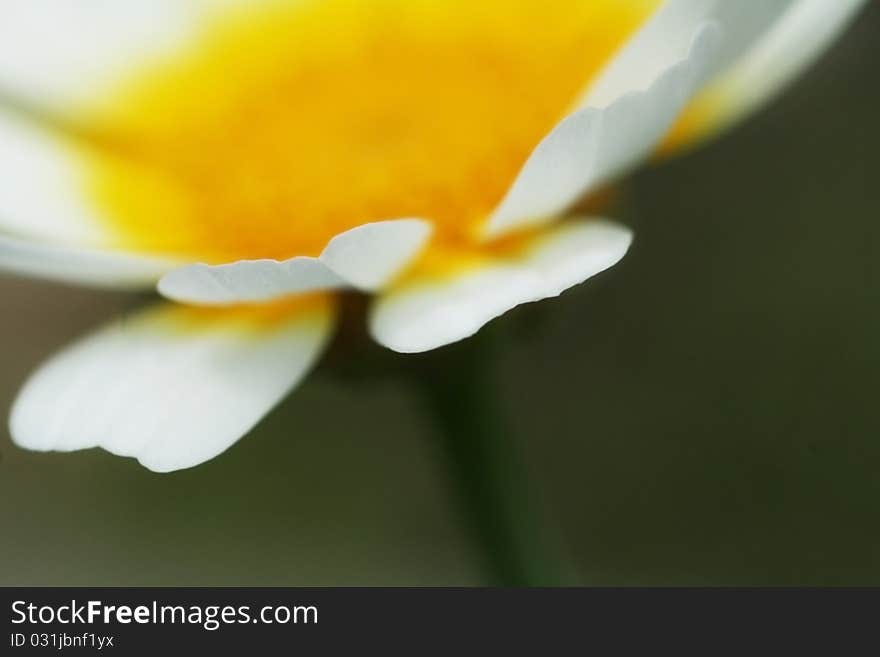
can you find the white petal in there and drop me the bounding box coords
[158,219,432,305]
[0,0,244,118]
[484,0,822,239]
[0,234,178,289]
[676,0,868,145]
[0,111,184,287]
[319,220,434,290]
[584,0,796,110]
[0,110,109,245]
[483,20,720,239]
[10,298,336,472]
[370,219,631,353]
[158,258,347,305]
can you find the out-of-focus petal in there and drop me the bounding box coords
[0,234,178,288]
[0,0,245,119]
[370,218,632,353]
[0,110,112,245]
[0,111,185,286]
[10,296,336,472]
[157,219,433,305]
[583,1,795,110]
[663,0,868,151]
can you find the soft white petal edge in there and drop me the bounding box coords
[0,233,180,289]
[0,109,116,244]
[690,0,868,140]
[583,0,796,110]
[483,20,720,239]
[157,219,433,305]
[10,299,336,473]
[370,218,631,354]
[0,0,258,117]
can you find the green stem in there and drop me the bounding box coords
[413,330,565,586]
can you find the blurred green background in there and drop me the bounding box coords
[1,7,878,586]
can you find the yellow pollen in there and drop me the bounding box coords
[85,0,657,262]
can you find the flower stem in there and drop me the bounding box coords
[413,328,565,586]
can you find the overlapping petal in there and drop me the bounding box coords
[485,0,787,239]
[583,0,795,111]
[483,20,719,238]
[9,296,336,472]
[664,0,868,151]
[370,219,632,353]
[157,219,433,305]
[482,0,863,239]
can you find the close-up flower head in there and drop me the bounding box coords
[1,0,878,602]
[0,0,864,473]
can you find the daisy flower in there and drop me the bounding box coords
[0,0,865,472]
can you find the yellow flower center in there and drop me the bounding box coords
[85,0,656,262]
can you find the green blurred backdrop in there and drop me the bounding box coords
[1,6,878,585]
